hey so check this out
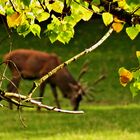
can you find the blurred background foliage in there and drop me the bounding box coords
[0,18,140,108]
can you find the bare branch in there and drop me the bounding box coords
[18,108,27,128]
[28,27,113,98]
[1,91,84,114]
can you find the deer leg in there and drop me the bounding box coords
[7,75,21,109]
[37,82,47,111]
[50,84,61,109]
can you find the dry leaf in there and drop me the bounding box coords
[7,12,22,27]
[112,22,124,33]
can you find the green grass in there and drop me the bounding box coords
[1,104,140,140]
[0,19,140,139]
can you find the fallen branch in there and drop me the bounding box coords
[0,91,84,114]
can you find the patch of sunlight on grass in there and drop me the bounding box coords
[33,131,140,140]
[2,131,138,140]
[1,130,140,140]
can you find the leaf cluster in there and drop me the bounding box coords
[119,52,140,97]
[0,0,140,43]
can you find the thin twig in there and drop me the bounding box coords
[0,13,24,125]
[38,0,45,11]
[0,65,8,88]
[3,75,18,91]
[131,6,140,15]
[0,15,13,88]
[9,0,16,12]
[18,108,27,128]
[0,61,20,93]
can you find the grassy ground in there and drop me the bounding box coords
[1,104,140,140]
[0,18,140,139]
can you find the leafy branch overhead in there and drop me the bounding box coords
[0,0,140,43]
[119,51,140,98]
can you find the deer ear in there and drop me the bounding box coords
[69,83,84,96]
[69,83,79,90]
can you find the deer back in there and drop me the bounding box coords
[4,49,60,79]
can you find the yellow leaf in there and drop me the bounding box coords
[92,5,100,13]
[102,12,113,26]
[136,51,140,63]
[112,22,124,33]
[51,1,63,13]
[113,17,124,23]
[136,51,140,58]
[81,9,93,21]
[118,0,129,9]
[119,67,133,87]
[7,12,23,27]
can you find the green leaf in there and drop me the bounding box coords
[80,7,93,21]
[130,83,139,97]
[102,12,113,26]
[136,24,140,32]
[22,0,31,6]
[26,12,35,21]
[57,29,74,44]
[64,16,77,27]
[82,12,93,21]
[51,1,63,13]
[6,7,15,16]
[132,70,140,80]
[30,24,41,37]
[92,5,100,13]
[37,12,50,22]
[136,51,140,65]
[126,26,139,40]
[48,31,58,43]
[51,15,61,26]
[17,23,30,37]
[44,15,75,44]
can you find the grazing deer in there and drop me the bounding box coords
[4,49,85,110]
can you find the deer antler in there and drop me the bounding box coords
[77,61,89,82]
[82,73,106,102]
[93,74,106,85]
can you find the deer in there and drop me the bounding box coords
[4,49,86,111]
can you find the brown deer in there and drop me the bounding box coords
[4,49,85,110]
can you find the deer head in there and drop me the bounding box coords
[69,83,85,110]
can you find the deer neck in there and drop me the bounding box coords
[54,70,77,98]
